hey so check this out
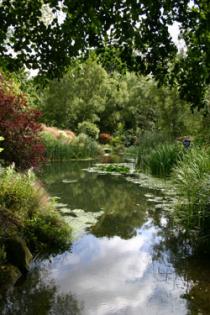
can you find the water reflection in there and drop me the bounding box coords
[0,269,83,315]
[39,222,187,315]
[1,161,209,315]
[40,162,147,211]
[40,161,149,239]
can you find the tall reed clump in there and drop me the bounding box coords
[173,148,210,253]
[148,143,184,177]
[0,165,71,254]
[41,132,101,160]
[137,131,171,170]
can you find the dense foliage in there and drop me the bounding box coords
[39,58,201,141]
[0,0,209,108]
[0,74,45,169]
[77,121,99,140]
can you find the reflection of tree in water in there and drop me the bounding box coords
[40,162,148,237]
[39,160,93,185]
[0,269,83,315]
[150,209,210,315]
[91,208,145,239]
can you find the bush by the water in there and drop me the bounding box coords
[0,74,45,170]
[41,132,101,160]
[173,148,210,253]
[0,165,71,255]
[99,133,112,144]
[77,121,99,140]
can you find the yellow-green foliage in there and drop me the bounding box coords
[77,121,99,140]
[0,166,37,218]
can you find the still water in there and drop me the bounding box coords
[1,161,210,315]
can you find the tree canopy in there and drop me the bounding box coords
[0,0,209,108]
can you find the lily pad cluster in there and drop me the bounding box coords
[86,163,133,175]
[55,201,103,239]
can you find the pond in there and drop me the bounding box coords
[1,161,210,315]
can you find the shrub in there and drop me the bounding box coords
[0,166,37,218]
[0,166,71,255]
[77,121,99,140]
[0,74,45,170]
[148,143,184,177]
[110,135,125,147]
[70,133,101,158]
[24,213,71,253]
[99,133,112,144]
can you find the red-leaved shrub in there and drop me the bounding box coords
[0,76,45,169]
[99,133,112,144]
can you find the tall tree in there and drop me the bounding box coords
[0,0,209,108]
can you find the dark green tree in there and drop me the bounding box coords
[0,0,209,108]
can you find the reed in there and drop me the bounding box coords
[148,143,184,177]
[173,148,210,252]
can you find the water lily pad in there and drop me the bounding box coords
[147,196,164,203]
[144,193,154,198]
[62,179,78,184]
[63,209,104,239]
[55,202,68,208]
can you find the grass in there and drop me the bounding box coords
[41,132,101,160]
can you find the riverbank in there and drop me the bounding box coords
[0,165,71,290]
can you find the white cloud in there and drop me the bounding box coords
[42,232,188,315]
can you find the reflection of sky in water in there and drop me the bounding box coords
[41,224,187,315]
